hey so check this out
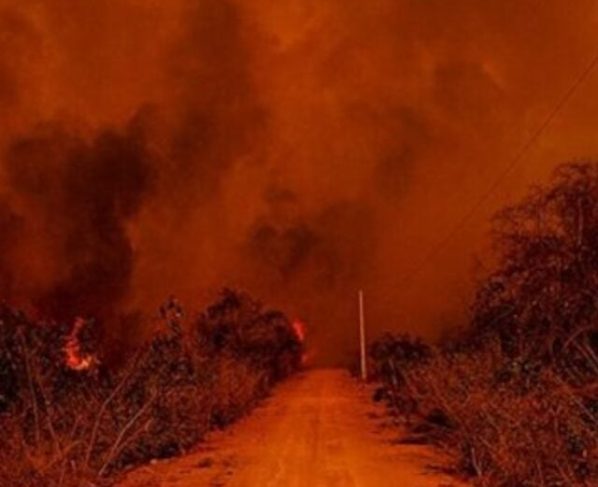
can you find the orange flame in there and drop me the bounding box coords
[292,319,308,366]
[64,317,95,371]
[292,319,305,343]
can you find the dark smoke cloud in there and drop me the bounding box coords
[247,194,376,288]
[0,0,598,363]
[0,199,22,296]
[369,107,430,200]
[242,190,378,358]
[4,112,154,323]
[164,0,267,204]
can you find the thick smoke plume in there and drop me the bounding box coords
[1,0,598,363]
[5,114,153,323]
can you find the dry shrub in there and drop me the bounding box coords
[209,358,265,428]
[0,289,303,486]
[371,335,597,486]
[371,162,598,486]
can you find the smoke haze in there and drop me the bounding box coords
[1,0,598,363]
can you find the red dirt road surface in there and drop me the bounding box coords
[119,369,466,487]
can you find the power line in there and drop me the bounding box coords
[401,48,598,293]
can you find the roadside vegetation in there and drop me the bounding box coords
[370,162,598,486]
[0,288,303,486]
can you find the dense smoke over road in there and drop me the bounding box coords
[1,1,598,362]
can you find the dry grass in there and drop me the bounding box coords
[371,162,598,486]
[370,336,597,486]
[0,289,303,486]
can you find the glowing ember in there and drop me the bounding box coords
[64,317,95,371]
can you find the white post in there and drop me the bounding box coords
[359,290,367,381]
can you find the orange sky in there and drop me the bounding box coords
[1,1,598,363]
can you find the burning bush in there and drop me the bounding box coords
[371,162,598,486]
[0,289,303,486]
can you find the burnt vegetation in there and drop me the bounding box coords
[370,162,598,486]
[0,289,303,486]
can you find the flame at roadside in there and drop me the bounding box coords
[64,317,96,371]
[292,319,305,343]
[292,319,309,366]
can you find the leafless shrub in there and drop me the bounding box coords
[0,289,303,486]
[371,162,598,486]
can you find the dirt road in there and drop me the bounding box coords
[119,369,464,487]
